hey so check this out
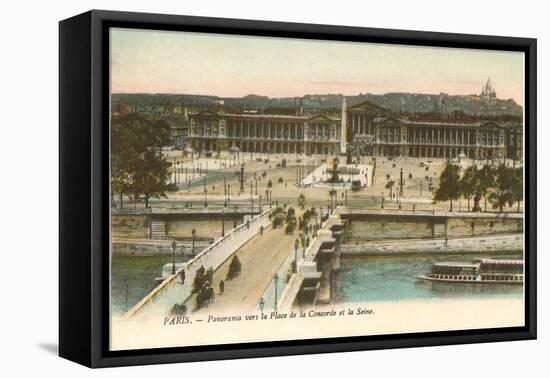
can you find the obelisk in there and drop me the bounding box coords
[340,97,347,154]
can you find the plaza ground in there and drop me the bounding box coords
[127,151,523,214]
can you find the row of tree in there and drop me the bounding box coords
[111,114,174,208]
[435,162,523,212]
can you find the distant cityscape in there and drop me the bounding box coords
[112,79,523,162]
[112,79,522,117]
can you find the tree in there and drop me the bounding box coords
[271,206,285,228]
[489,164,515,212]
[511,167,523,213]
[192,265,206,294]
[351,180,362,192]
[285,207,296,224]
[475,164,496,212]
[298,193,306,210]
[285,220,297,234]
[226,256,242,280]
[434,162,461,211]
[111,114,174,208]
[170,303,187,315]
[284,207,297,234]
[111,116,140,209]
[136,149,172,208]
[459,165,478,212]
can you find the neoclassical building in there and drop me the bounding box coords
[346,100,519,160]
[187,110,342,155]
[186,100,522,160]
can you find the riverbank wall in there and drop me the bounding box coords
[112,239,212,256]
[341,233,523,256]
[340,209,523,241]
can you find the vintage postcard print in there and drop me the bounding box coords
[109,28,525,351]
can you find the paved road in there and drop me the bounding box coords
[195,221,298,314]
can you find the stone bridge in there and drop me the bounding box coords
[125,208,273,318]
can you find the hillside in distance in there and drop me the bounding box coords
[112,92,523,117]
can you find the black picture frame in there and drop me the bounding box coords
[59,9,537,368]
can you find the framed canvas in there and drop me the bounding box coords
[59,10,537,368]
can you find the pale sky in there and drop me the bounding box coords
[110,28,524,105]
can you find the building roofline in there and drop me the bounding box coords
[347,99,387,112]
[189,111,340,121]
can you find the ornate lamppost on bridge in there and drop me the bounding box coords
[171,240,177,275]
[203,176,208,207]
[344,189,348,207]
[233,205,238,228]
[240,163,245,193]
[227,183,231,203]
[176,160,180,185]
[221,209,225,237]
[224,176,227,207]
[293,239,299,273]
[273,273,279,311]
[172,158,176,184]
[399,167,404,196]
[250,181,254,217]
[191,228,196,255]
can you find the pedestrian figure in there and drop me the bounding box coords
[445,236,448,247]
[180,269,186,284]
[219,280,225,294]
[260,225,264,235]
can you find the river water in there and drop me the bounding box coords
[333,253,524,304]
[111,252,523,316]
[111,254,191,315]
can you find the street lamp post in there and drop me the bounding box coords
[344,190,348,207]
[381,192,385,209]
[221,209,225,237]
[191,228,196,255]
[294,239,299,273]
[250,181,254,216]
[224,176,227,207]
[399,167,404,196]
[234,206,238,228]
[171,240,177,275]
[172,158,176,184]
[240,163,245,192]
[273,273,279,311]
